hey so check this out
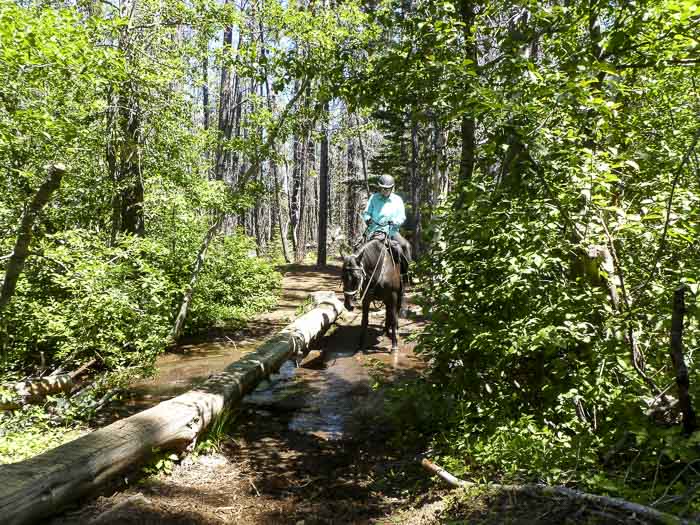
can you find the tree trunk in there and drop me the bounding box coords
[0,297,344,525]
[107,0,144,239]
[346,135,359,241]
[119,84,144,236]
[262,69,291,262]
[294,134,309,262]
[290,133,302,254]
[273,158,291,263]
[0,164,65,314]
[214,10,242,184]
[355,115,370,198]
[455,0,477,209]
[168,215,224,343]
[202,55,210,131]
[670,285,696,435]
[409,119,421,257]
[317,105,330,266]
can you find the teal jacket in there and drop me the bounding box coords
[363,192,406,237]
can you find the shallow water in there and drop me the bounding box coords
[123,341,258,411]
[113,268,423,442]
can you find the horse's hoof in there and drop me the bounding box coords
[391,345,398,352]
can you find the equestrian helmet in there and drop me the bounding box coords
[378,175,395,189]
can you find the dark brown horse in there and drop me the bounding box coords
[341,234,403,351]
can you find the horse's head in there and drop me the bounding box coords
[341,255,364,311]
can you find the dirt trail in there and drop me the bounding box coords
[50,263,438,525]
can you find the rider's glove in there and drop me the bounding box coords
[365,218,372,226]
[388,221,395,226]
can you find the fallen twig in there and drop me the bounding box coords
[419,457,689,525]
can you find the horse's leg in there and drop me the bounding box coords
[359,296,370,350]
[390,292,399,351]
[384,301,390,335]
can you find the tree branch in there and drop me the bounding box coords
[600,215,665,398]
[636,124,700,292]
[0,164,66,314]
[419,456,690,525]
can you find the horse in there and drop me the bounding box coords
[341,231,404,351]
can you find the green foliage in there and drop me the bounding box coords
[0,1,284,379]
[2,231,177,371]
[294,296,314,316]
[186,233,281,333]
[0,406,88,464]
[362,0,700,514]
[142,449,180,477]
[195,407,239,455]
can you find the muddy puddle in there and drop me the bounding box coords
[244,348,370,441]
[113,303,424,442]
[107,261,424,441]
[123,340,258,411]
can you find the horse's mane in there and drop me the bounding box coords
[353,238,385,266]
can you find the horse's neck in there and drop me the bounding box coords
[357,240,386,276]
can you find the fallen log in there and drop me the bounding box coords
[0,293,344,525]
[0,374,73,410]
[0,359,97,411]
[419,457,689,525]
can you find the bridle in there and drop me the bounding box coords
[342,264,365,298]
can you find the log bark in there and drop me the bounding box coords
[420,457,689,525]
[0,163,65,313]
[0,295,344,525]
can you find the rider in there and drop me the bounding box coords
[363,174,412,273]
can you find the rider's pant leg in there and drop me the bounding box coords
[391,233,412,275]
[392,233,412,263]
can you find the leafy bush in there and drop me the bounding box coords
[0,405,88,464]
[1,227,281,374]
[186,233,281,332]
[2,231,177,372]
[410,142,700,508]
